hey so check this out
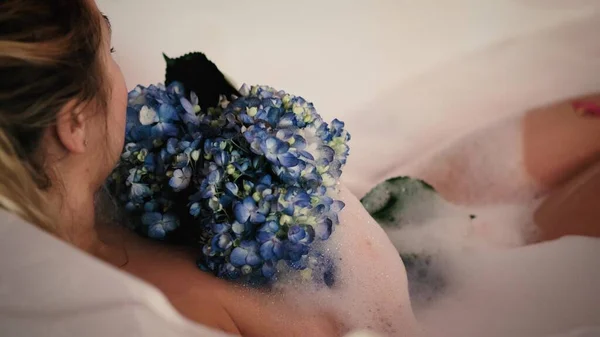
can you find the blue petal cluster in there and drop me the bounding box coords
[109,82,350,284]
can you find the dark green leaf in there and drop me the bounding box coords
[360,176,437,228]
[163,51,240,111]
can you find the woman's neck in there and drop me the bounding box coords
[45,180,129,267]
[47,185,99,251]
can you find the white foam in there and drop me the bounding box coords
[414,235,600,337]
[379,118,600,337]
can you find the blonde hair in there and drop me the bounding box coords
[0,0,106,233]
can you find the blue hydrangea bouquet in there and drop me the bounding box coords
[108,52,350,285]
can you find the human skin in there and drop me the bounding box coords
[523,94,600,241]
[412,93,600,242]
[101,184,419,337]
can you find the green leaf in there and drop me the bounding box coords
[360,176,437,228]
[163,51,240,111]
[162,53,174,67]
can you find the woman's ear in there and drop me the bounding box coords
[55,102,87,154]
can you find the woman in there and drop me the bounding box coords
[0,1,417,336]
[2,1,596,336]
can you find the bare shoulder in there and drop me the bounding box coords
[218,286,344,337]
[112,186,417,337]
[119,233,339,336]
[117,233,241,335]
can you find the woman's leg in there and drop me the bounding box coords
[413,93,600,241]
[533,158,600,241]
[523,94,600,191]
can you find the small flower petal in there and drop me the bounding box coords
[139,106,158,125]
[230,247,248,267]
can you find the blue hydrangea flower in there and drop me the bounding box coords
[142,212,179,239]
[284,241,309,264]
[234,197,267,224]
[225,182,239,196]
[230,241,263,267]
[211,233,233,252]
[143,104,180,138]
[221,263,241,279]
[315,218,334,240]
[256,221,279,243]
[169,167,192,191]
[127,168,143,185]
[109,81,350,285]
[260,137,299,168]
[259,237,284,261]
[288,225,315,245]
[130,183,151,201]
[144,200,158,212]
[189,202,201,217]
[212,222,231,234]
[231,221,249,238]
[278,187,311,215]
[261,261,277,279]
